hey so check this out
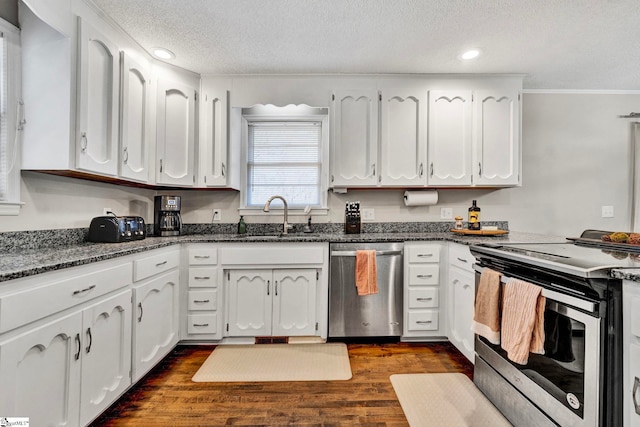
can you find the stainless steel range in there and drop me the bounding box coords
[470,230,630,427]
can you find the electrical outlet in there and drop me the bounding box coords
[362,208,375,221]
[601,205,614,218]
[440,208,453,220]
[212,209,222,221]
[103,207,112,215]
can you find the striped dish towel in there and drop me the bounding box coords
[500,277,546,365]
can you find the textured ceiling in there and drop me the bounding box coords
[91,0,640,89]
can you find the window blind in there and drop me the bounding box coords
[247,121,322,208]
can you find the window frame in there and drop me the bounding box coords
[239,104,330,216]
[0,17,21,215]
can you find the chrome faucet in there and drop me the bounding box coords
[263,195,292,234]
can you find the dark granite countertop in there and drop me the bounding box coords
[0,230,565,283]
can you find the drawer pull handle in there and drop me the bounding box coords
[156,260,168,267]
[194,255,210,259]
[193,323,209,327]
[194,276,211,280]
[138,302,143,322]
[416,297,433,301]
[417,274,433,279]
[72,285,96,296]
[85,327,92,354]
[457,257,468,263]
[417,254,433,258]
[416,320,433,324]
[193,299,210,303]
[74,333,81,361]
[634,376,640,415]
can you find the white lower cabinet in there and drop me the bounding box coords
[132,269,179,382]
[447,243,476,362]
[0,289,132,427]
[226,269,317,337]
[624,280,640,427]
[183,245,222,340]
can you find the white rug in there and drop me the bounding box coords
[390,373,512,427]
[192,343,352,382]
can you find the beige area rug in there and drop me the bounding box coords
[390,373,512,427]
[192,343,352,382]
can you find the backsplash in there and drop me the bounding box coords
[0,221,508,251]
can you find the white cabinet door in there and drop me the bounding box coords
[76,17,120,176]
[272,269,317,336]
[201,88,229,187]
[156,78,197,186]
[473,90,520,186]
[0,312,82,427]
[227,269,272,336]
[427,90,473,186]
[119,52,150,182]
[448,266,475,362]
[379,86,427,186]
[132,270,179,382]
[331,90,379,187]
[80,289,132,426]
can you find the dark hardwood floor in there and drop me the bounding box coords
[91,341,473,426]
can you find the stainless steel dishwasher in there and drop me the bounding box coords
[329,242,404,337]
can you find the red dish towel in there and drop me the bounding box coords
[501,277,546,365]
[471,268,502,345]
[355,250,378,295]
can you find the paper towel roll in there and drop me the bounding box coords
[403,190,438,206]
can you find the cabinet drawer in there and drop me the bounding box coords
[188,267,218,288]
[408,264,439,285]
[407,311,439,331]
[449,244,475,271]
[133,249,180,282]
[188,290,217,311]
[187,313,218,334]
[407,245,440,263]
[632,296,640,339]
[0,262,132,333]
[188,247,217,265]
[408,288,439,308]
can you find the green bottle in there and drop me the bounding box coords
[237,216,247,234]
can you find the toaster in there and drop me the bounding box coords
[88,215,146,243]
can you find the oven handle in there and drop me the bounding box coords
[331,250,402,257]
[473,265,596,313]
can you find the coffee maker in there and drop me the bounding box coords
[154,195,182,236]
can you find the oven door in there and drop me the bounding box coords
[474,266,602,427]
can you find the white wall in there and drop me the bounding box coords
[4,92,640,237]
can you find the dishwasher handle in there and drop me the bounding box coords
[331,250,403,257]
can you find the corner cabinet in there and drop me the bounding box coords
[155,78,198,186]
[220,243,329,340]
[76,16,120,176]
[119,51,151,183]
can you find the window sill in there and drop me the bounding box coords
[0,201,24,216]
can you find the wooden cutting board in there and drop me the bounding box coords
[450,228,509,236]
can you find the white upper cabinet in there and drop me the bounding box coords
[473,90,520,186]
[379,84,427,186]
[155,78,197,186]
[119,52,150,183]
[427,90,473,186]
[76,16,120,176]
[331,90,379,187]
[200,79,231,187]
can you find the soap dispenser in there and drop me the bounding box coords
[237,216,247,234]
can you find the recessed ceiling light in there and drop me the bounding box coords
[460,49,481,60]
[152,48,175,60]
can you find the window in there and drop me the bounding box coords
[241,105,329,212]
[0,17,21,215]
